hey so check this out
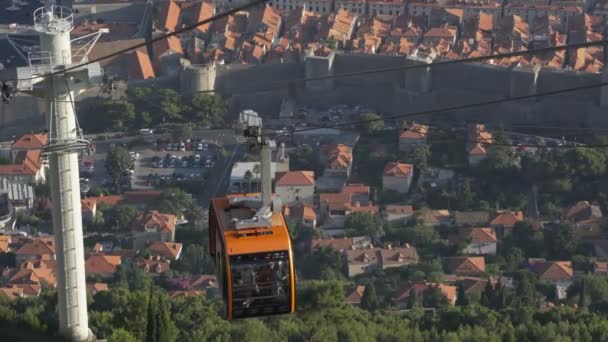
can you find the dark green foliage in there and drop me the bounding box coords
[145,289,178,342]
[300,246,345,280]
[422,284,449,308]
[190,94,224,127]
[455,283,468,306]
[360,283,380,311]
[289,145,318,172]
[544,223,577,260]
[105,146,131,191]
[171,124,193,142]
[345,212,383,238]
[359,113,384,135]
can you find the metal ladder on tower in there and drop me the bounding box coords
[56,157,80,328]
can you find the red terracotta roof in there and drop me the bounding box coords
[146,241,182,260]
[311,237,356,251]
[378,245,419,266]
[138,256,171,274]
[85,254,121,275]
[594,261,608,275]
[384,162,413,178]
[319,184,370,211]
[490,211,524,228]
[394,282,457,305]
[153,36,184,59]
[15,239,55,257]
[87,282,109,294]
[133,211,177,235]
[400,122,428,139]
[197,1,214,33]
[0,286,25,299]
[189,274,218,289]
[469,227,497,243]
[12,133,48,150]
[531,260,573,282]
[157,0,181,32]
[385,205,414,215]
[276,171,315,186]
[345,248,380,265]
[563,201,602,223]
[128,49,156,81]
[345,285,365,305]
[447,256,486,275]
[84,194,124,206]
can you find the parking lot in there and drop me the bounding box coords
[78,135,221,192]
[134,138,219,189]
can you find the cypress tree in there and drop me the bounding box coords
[579,278,587,308]
[145,289,158,342]
[480,279,494,308]
[406,289,419,309]
[455,283,468,306]
[361,283,380,311]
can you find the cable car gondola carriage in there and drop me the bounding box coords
[209,110,295,320]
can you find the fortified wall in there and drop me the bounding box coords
[185,52,608,128]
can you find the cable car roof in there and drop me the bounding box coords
[211,194,291,256]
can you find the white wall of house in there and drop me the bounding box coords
[385,212,412,225]
[346,261,378,277]
[382,174,412,194]
[462,242,497,255]
[399,138,425,152]
[276,184,314,206]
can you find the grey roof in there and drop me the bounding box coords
[0,178,34,202]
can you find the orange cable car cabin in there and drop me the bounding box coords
[209,194,296,320]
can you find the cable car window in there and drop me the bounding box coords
[230,251,291,319]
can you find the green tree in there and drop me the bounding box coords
[139,111,152,128]
[544,223,577,260]
[566,148,606,178]
[105,205,138,231]
[158,89,184,122]
[108,328,138,342]
[406,289,420,309]
[290,145,317,171]
[100,100,136,131]
[401,145,431,171]
[480,280,494,308]
[301,246,345,280]
[345,212,383,238]
[243,170,253,193]
[156,188,200,224]
[105,146,130,191]
[359,113,384,135]
[171,244,213,275]
[455,283,468,306]
[0,156,10,165]
[423,284,449,308]
[172,124,193,142]
[145,290,178,342]
[508,221,545,258]
[252,163,261,191]
[360,283,380,311]
[579,277,588,308]
[190,94,224,127]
